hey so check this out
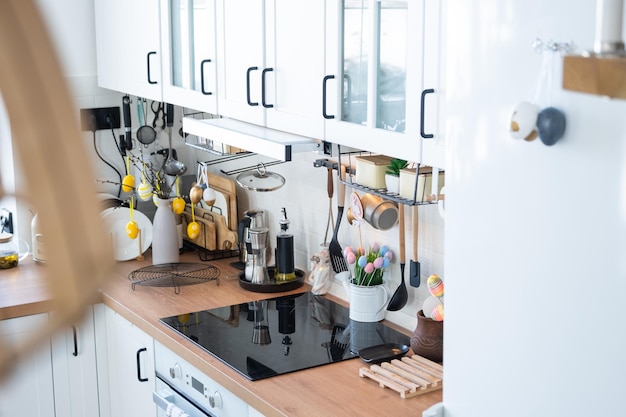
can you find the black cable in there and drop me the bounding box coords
[92,130,122,197]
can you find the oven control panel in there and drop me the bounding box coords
[154,341,249,417]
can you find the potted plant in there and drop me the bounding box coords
[341,243,394,322]
[385,158,408,194]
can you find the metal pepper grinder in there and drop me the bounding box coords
[275,208,296,282]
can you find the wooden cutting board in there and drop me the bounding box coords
[182,207,216,251]
[207,173,237,230]
[195,205,237,250]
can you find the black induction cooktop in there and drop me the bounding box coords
[159,291,410,380]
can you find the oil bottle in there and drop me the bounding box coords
[275,208,295,282]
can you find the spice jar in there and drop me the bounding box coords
[0,232,30,269]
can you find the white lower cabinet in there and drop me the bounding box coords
[0,309,101,417]
[103,306,156,417]
[0,314,55,417]
[51,306,100,417]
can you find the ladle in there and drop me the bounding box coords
[387,204,408,311]
[163,103,187,176]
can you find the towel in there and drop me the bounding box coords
[165,403,190,417]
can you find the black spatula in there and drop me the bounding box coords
[409,205,420,287]
[329,165,348,273]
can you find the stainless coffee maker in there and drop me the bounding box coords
[245,227,271,284]
[237,210,269,268]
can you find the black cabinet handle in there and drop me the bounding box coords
[200,59,212,95]
[261,68,274,108]
[246,66,259,106]
[420,88,435,139]
[322,75,335,119]
[147,52,157,85]
[136,348,148,382]
[71,325,78,357]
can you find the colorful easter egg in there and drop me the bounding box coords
[431,304,444,321]
[427,274,444,298]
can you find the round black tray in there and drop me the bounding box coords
[239,267,305,293]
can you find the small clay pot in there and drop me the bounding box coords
[410,309,443,363]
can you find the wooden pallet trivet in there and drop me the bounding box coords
[359,355,443,399]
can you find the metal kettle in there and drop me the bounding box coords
[237,209,268,264]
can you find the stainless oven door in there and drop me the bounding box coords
[154,377,215,417]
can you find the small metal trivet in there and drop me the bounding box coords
[129,262,220,294]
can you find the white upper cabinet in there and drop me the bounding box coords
[215,0,326,138]
[323,0,442,165]
[160,0,218,113]
[94,0,162,101]
[420,0,445,169]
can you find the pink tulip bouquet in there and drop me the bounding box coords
[343,242,393,286]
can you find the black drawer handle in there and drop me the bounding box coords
[200,59,213,95]
[322,75,335,119]
[261,67,274,108]
[136,348,148,382]
[246,66,259,106]
[147,51,157,85]
[420,88,435,139]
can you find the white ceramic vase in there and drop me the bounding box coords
[151,197,179,265]
[385,174,400,194]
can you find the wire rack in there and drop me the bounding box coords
[128,263,220,294]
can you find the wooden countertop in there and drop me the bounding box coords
[1,251,442,417]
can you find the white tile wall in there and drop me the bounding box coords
[194,149,446,331]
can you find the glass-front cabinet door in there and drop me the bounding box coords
[324,0,425,162]
[161,0,218,114]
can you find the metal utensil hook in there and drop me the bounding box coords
[220,159,284,176]
[532,38,575,54]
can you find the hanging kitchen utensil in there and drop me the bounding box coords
[329,165,348,273]
[387,204,408,311]
[136,97,156,145]
[348,191,364,249]
[322,166,334,247]
[236,163,285,192]
[409,204,420,287]
[163,103,187,176]
[122,95,133,150]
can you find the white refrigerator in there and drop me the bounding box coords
[442,0,626,416]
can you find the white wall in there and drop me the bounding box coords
[444,0,626,416]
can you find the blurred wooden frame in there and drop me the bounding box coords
[0,0,113,378]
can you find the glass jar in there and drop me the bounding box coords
[0,232,30,269]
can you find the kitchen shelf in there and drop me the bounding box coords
[563,54,626,99]
[341,179,444,207]
[183,117,323,161]
[318,146,445,207]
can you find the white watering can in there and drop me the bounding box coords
[337,271,389,322]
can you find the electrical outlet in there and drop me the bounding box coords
[80,106,121,131]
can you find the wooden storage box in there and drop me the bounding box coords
[399,167,445,201]
[355,155,392,189]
